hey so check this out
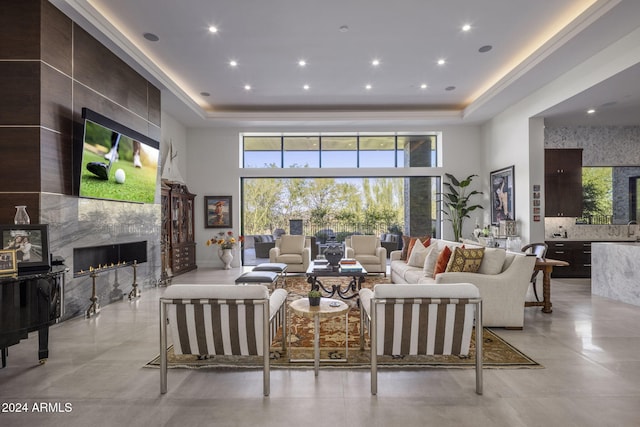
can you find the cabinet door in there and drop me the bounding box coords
[545,149,583,217]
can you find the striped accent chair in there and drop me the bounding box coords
[359,283,483,395]
[159,284,288,396]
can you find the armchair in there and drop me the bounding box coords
[345,235,387,275]
[359,283,482,395]
[269,235,311,273]
[160,284,287,396]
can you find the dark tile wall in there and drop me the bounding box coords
[0,0,162,319]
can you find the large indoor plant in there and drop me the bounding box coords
[440,173,484,242]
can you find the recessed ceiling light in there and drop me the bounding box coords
[303,84,310,90]
[365,84,372,90]
[298,59,307,67]
[200,92,210,97]
[437,59,446,66]
[372,59,380,67]
[445,86,456,91]
[587,109,596,114]
[479,45,492,53]
[420,83,428,90]
[244,84,251,91]
[143,32,159,42]
[229,60,238,67]
[208,26,218,33]
[462,24,471,32]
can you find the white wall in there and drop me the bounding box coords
[186,124,483,268]
[482,25,640,245]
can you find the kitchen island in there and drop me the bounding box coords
[592,242,640,306]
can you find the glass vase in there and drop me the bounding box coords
[14,205,30,225]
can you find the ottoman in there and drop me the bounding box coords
[253,262,288,287]
[235,271,279,289]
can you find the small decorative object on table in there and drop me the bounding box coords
[308,289,322,306]
[14,206,30,225]
[323,243,343,268]
[206,230,244,270]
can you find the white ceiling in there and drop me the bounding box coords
[51,0,640,128]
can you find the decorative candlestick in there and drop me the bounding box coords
[127,260,140,300]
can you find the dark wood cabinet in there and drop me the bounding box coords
[546,240,592,278]
[545,149,583,217]
[161,181,197,276]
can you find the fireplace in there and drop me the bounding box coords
[73,241,147,277]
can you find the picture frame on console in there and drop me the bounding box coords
[0,249,17,275]
[490,166,515,225]
[0,224,51,273]
[204,196,232,228]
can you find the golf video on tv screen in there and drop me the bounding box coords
[78,109,160,204]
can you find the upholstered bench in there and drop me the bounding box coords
[253,262,288,287]
[235,271,279,288]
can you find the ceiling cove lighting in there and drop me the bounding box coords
[208,26,218,33]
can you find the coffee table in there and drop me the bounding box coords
[288,297,349,376]
[305,260,367,300]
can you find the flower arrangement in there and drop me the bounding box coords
[206,230,244,250]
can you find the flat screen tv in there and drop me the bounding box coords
[77,108,160,204]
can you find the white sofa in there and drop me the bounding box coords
[389,239,536,328]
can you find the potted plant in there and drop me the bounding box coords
[440,173,484,242]
[308,289,322,306]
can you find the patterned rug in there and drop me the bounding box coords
[146,275,541,370]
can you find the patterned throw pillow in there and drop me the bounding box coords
[445,247,486,273]
[401,235,431,260]
[433,245,453,277]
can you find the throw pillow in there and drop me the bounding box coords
[401,235,431,261]
[422,244,440,277]
[478,247,506,275]
[445,247,485,273]
[433,245,453,277]
[407,238,429,268]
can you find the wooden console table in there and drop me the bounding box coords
[525,258,569,313]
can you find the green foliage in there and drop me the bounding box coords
[243,177,405,235]
[582,167,612,218]
[308,289,322,298]
[440,173,484,242]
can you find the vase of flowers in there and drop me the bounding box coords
[206,231,244,270]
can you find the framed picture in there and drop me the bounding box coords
[204,196,232,228]
[490,166,515,225]
[0,224,51,272]
[0,249,17,274]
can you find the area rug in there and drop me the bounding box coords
[146,276,541,370]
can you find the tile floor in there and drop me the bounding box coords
[1,268,640,426]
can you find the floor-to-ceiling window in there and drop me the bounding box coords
[241,132,441,264]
